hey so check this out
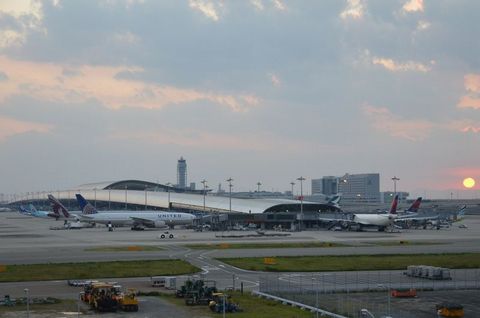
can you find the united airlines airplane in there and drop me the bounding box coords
[75,194,196,230]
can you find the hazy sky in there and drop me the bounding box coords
[0,0,479,199]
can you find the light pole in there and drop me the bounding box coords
[256,182,261,192]
[166,183,172,210]
[377,284,391,317]
[226,178,233,213]
[78,291,84,317]
[108,189,111,209]
[297,176,305,230]
[392,176,400,196]
[290,182,295,199]
[24,288,29,318]
[94,188,97,208]
[201,180,207,212]
[144,185,148,210]
[124,185,128,210]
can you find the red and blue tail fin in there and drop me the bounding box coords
[389,194,399,214]
[406,197,422,213]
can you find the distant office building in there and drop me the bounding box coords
[337,173,380,203]
[189,182,196,191]
[177,157,187,189]
[311,176,339,196]
[311,179,323,195]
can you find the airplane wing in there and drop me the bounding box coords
[130,216,157,228]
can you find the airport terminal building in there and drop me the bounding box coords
[10,180,341,230]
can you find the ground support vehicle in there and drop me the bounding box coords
[117,288,139,312]
[436,302,464,317]
[176,279,217,305]
[208,293,242,313]
[391,288,417,298]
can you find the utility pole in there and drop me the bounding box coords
[256,182,261,192]
[297,176,305,230]
[227,178,233,213]
[201,180,207,212]
[392,176,400,196]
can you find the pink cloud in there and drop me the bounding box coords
[402,0,424,13]
[372,57,431,72]
[448,120,480,133]
[457,74,480,110]
[0,115,52,141]
[340,0,364,20]
[0,56,259,112]
[362,104,433,141]
[464,74,480,93]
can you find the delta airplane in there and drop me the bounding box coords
[75,194,196,230]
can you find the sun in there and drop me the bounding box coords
[463,177,475,189]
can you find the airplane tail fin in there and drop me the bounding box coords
[75,194,98,214]
[48,195,70,218]
[389,195,399,214]
[327,195,341,207]
[453,205,467,222]
[406,197,422,213]
[28,204,37,213]
[19,205,30,214]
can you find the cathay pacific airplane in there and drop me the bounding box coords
[75,194,196,230]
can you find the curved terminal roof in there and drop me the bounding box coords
[13,180,339,214]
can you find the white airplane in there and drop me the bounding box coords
[75,194,196,230]
[321,195,405,231]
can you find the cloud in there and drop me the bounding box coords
[250,0,264,11]
[464,74,480,93]
[402,0,424,13]
[416,20,430,31]
[0,115,52,141]
[0,71,8,81]
[268,73,281,87]
[340,0,364,20]
[113,31,140,44]
[362,105,433,141]
[109,128,338,153]
[0,0,45,49]
[449,120,480,134]
[372,57,432,72]
[272,0,287,11]
[189,0,221,22]
[457,74,480,110]
[0,56,259,112]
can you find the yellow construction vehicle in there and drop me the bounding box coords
[89,283,119,312]
[436,302,464,317]
[117,288,139,312]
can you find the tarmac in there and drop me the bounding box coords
[1,211,480,317]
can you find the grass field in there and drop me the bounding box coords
[161,291,312,318]
[219,253,480,272]
[0,260,199,282]
[0,299,80,315]
[185,241,347,249]
[84,245,164,252]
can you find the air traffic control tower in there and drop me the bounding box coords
[177,156,187,189]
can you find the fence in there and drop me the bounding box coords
[259,269,480,318]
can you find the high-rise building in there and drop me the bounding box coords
[311,179,323,195]
[177,157,187,189]
[311,176,339,196]
[337,173,380,203]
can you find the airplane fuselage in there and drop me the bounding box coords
[80,211,195,227]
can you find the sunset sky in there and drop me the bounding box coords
[0,0,479,199]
